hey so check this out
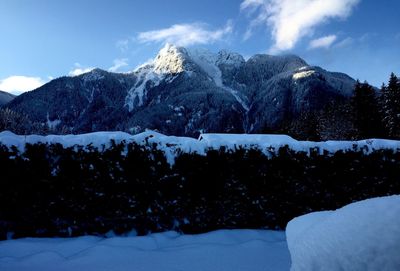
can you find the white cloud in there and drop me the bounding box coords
[358,32,376,42]
[68,63,94,76]
[309,35,337,49]
[241,0,360,52]
[108,58,129,72]
[68,68,94,76]
[116,39,129,52]
[335,37,354,48]
[0,76,46,95]
[137,21,233,46]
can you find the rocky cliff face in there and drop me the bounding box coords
[5,44,356,136]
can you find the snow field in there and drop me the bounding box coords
[0,230,290,271]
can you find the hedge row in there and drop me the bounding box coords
[0,142,399,239]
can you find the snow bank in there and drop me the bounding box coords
[0,130,400,165]
[0,230,290,271]
[198,134,400,155]
[286,195,400,271]
[0,130,133,151]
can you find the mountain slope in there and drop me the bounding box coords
[7,69,136,132]
[0,90,16,106]
[6,44,356,136]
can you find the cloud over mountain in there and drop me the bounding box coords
[309,35,337,49]
[0,75,46,95]
[241,0,360,52]
[137,21,233,46]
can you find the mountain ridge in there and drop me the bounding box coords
[4,44,356,136]
[0,90,16,106]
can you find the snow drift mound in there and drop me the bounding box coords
[286,195,400,271]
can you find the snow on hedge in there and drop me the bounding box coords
[286,195,400,271]
[0,230,290,271]
[0,130,400,165]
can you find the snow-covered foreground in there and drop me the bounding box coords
[1,196,399,270]
[0,230,290,271]
[287,195,400,271]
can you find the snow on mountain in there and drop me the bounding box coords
[80,68,105,82]
[125,65,164,110]
[292,69,315,80]
[287,195,400,271]
[216,50,246,68]
[153,43,191,74]
[188,48,222,84]
[244,54,308,81]
[188,47,249,111]
[125,44,195,111]
[5,44,357,136]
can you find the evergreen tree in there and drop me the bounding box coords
[318,100,357,140]
[285,110,321,141]
[382,73,400,138]
[0,108,31,134]
[351,81,384,139]
[0,108,50,135]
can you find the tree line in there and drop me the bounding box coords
[351,72,400,139]
[285,73,400,141]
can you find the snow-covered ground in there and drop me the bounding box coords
[1,130,400,165]
[0,230,290,271]
[287,195,400,271]
[1,195,399,270]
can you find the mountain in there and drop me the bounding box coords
[6,44,356,136]
[0,90,16,106]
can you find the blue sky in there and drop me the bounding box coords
[0,0,399,94]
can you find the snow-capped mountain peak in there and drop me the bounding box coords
[126,44,189,111]
[153,43,190,74]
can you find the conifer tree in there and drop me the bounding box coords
[351,81,384,139]
[382,73,400,138]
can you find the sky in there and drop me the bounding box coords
[0,0,399,94]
